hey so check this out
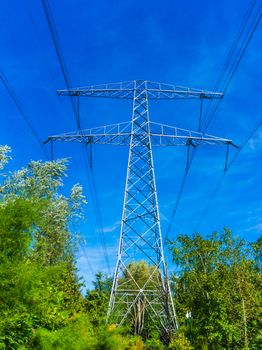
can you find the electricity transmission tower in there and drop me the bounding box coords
[46,80,234,340]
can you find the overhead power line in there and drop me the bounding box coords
[25,0,69,131]
[195,117,262,231]
[202,0,257,125]
[40,0,111,274]
[195,2,262,228]
[40,0,80,129]
[166,0,262,238]
[0,70,48,159]
[215,0,257,91]
[201,0,262,132]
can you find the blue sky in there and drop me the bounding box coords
[0,0,261,287]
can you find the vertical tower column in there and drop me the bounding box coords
[108,80,178,338]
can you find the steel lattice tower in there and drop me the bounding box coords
[46,80,234,340]
[109,81,177,337]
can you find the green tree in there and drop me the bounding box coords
[85,272,112,325]
[117,261,170,344]
[1,159,86,266]
[169,229,261,350]
[122,261,160,336]
[0,147,86,349]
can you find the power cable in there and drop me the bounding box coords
[202,0,262,132]
[215,0,257,91]
[0,70,48,159]
[203,0,257,122]
[40,0,111,274]
[195,117,262,231]
[40,0,80,128]
[194,3,262,228]
[25,0,70,132]
[166,0,261,238]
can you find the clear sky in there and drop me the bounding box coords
[0,0,261,287]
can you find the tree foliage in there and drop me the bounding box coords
[169,229,262,350]
[85,272,112,325]
[0,147,85,349]
[121,261,162,337]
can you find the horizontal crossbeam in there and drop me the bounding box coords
[45,121,235,147]
[57,80,223,100]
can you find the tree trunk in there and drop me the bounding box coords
[133,297,145,335]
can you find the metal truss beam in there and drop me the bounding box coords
[46,121,234,147]
[57,80,223,100]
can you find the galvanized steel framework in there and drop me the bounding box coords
[47,80,233,339]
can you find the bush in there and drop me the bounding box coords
[144,337,166,349]
[32,315,97,350]
[169,332,193,350]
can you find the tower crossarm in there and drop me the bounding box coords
[45,121,132,146]
[45,121,234,147]
[149,122,235,147]
[57,80,223,100]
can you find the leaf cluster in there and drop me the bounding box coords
[169,229,262,349]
